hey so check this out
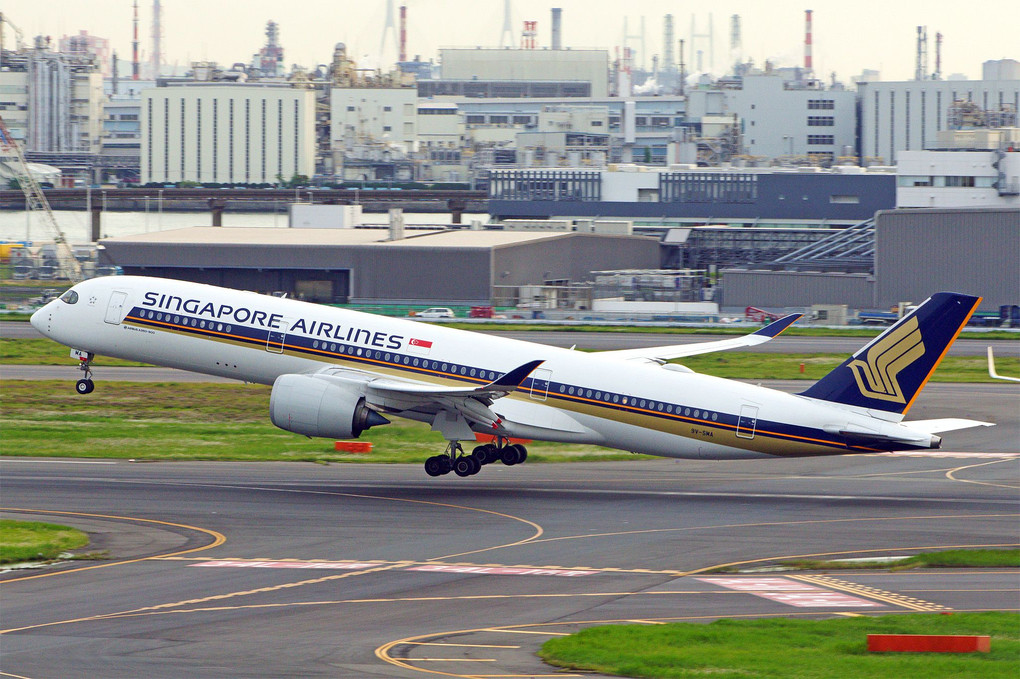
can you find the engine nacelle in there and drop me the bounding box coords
[270,374,389,439]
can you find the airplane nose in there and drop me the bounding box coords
[30,304,48,334]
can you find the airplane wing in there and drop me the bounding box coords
[599,313,802,364]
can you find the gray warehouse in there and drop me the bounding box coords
[721,208,1019,312]
[98,227,660,305]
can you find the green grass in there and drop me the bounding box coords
[539,612,1020,679]
[0,381,636,463]
[762,549,1020,572]
[3,337,1017,381]
[1,338,150,366]
[0,519,90,564]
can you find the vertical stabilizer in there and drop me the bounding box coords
[800,292,981,417]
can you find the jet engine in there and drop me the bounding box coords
[270,374,389,439]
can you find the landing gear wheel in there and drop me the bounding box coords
[424,456,444,477]
[511,443,528,464]
[75,378,95,395]
[472,444,497,466]
[500,445,520,466]
[437,455,452,475]
[454,456,478,477]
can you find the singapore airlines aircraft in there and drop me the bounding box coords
[31,276,992,477]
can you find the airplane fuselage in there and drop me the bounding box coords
[31,276,948,461]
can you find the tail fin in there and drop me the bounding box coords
[800,292,981,418]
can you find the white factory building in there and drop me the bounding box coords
[859,61,1020,164]
[896,128,1020,208]
[141,84,316,184]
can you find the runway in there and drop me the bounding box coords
[2,454,1017,678]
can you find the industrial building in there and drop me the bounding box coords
[488,165,896,227]
[97,227,660,305]
[438,48,610,99]
[141,84,316,184]
[720,207,1019,312]
[858,65,1019,164]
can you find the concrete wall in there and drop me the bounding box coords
[440,49,609,98]
[493,233,659,287]
[875,208,1019,311]
[720,270,875,310]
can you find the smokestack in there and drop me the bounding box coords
[399,5,407,63]
[934,32,942,80]
[804,9,813,73]
[551,7,562,50]
[132,0,140,80]
[151,0,162,78]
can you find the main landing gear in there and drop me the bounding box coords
[423,437,528,478]
[74,351,96,395]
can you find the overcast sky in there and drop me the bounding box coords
[3,0,1016,82]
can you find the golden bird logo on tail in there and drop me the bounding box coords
[848,317,926,403]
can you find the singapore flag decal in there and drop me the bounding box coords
[408,337,433,355]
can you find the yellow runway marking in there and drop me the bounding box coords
[0,508,225,584]
[946,458,1020,490]
[485,629,569,635]
[0,562,409,634]
[409,643,520,649]
[406,658,497,662]
[789,574,948,612]
[517,513,1020,550]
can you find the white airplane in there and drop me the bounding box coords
[31,276,992,477]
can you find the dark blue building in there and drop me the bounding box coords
[488,169,896,226]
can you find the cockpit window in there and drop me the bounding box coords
[59,290,79,304]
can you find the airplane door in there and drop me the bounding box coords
[104,291,129,324]
[266,318,290,353]
[529,368,551,401]
[736,404,759,439]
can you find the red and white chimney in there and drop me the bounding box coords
[804,9,813,73]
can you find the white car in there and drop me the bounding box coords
[417,307,455,319]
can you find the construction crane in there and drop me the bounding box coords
[0,115,84,283]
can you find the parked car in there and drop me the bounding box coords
[417,307,455,319]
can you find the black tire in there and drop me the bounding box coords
[438,455,452,474]
[471,445,489,465]
[500,445,519,466]
[75,379,94,395]
[454,457,475,477]
[483,444,502,464]
[424,456,443,477]
[512,443,528,463]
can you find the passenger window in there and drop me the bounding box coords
[59,290,79,304]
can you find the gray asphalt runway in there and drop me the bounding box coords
[1,453,1018,678]
[4,318,1017,356]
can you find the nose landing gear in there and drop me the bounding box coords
[73,350,96,395]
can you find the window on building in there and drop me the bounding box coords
[383,106,392,112]
[489,115,509,124]
[512,115,532,124]
[465,115,485,124]
[634,116,648,126]
[944,176,976,187]
[651,116,670,127]
[829,195,860,204]
[807,116,834,126]
[807,99,835,110]
[346,105,355,111]
[807,135,834,145]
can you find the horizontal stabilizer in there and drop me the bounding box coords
[902,418,995,435]
[600,313,801,363]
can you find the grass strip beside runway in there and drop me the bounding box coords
[539,612,1020,679]
[0,520,89,564]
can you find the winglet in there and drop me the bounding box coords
[988,346,1020,382]
[488,359,545,389]
[751,313,802,338]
